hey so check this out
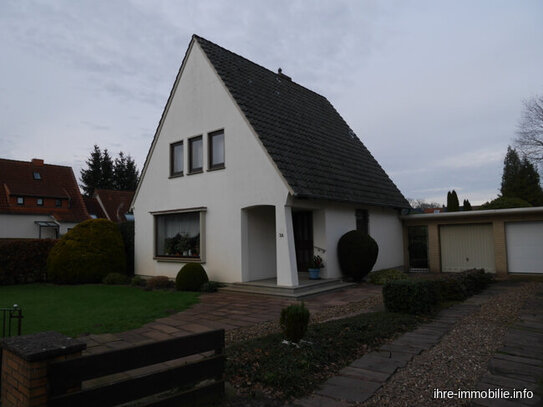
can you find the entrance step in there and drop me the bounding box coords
[219,278,355,299]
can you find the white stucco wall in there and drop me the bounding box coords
[132,41,292,283]
[0,214,59,239]
[290,200,404,278]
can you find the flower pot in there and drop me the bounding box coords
[308,268,321,280]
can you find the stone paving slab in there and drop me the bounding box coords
[316,376,381,403]
[350,354,404,373]
[338,366,390,382]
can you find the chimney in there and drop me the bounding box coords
[31,158,44,166]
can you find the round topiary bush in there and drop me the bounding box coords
[337,230,379,282]
[47,219,126,284]
[176,263,209,291]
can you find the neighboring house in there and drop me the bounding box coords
[0,158,89,238]
[84,189,135,223]
[132,35,410,286]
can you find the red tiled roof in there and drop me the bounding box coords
[83,196,107,219]
[0,158,90,223]
[94,189,135,223]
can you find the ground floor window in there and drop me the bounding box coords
[356,209,369,234]
[155,210,203,259]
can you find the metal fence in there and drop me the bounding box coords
[1,305,23,338]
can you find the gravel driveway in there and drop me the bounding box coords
[361,281,541,407]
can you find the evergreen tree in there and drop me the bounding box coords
[80,146,139,196]
[501,146,522,198]
[114,152,139,190]
[463,199,472,211]
[100,149,115,190]
[80,145,103,197]
[446,190,460,212]
[500,146,543,206]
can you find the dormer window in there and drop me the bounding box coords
[17,197,24,205]
[33,172,41,180]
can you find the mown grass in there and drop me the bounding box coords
[226,311,421,399]
[0,284,199,337]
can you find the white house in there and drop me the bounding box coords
[132,35,410,288]
[0,158,90,238]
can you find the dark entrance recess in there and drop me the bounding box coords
[292,211,313,272]
[407,225,429,269]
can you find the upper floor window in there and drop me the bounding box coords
[37,198,44,206]
[17,197,24,205]
[33,172,41,180]
[55,199,62,207]
[356,209,369,235]
[170,141,184,177]
[189,136,203,173]
[208,130,225,170]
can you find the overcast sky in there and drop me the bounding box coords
[1,0,542,205]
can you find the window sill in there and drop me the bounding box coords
[187,169,203,175]
[208,165,225,172]
[169,173,184,179]
[154,256,205,264]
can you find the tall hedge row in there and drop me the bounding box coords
[0,239,57,285]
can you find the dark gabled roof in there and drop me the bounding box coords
[194,35,409,209]
[0,158,90,222]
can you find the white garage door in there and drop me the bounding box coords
[506,221,543,274]
[440,224,495,273]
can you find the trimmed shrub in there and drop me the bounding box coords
[383,280,439,314]
[103,272,130,285]
[118,221,135,276]
[146,276,174,290]
[47,219,126,284]
[200,281,223,293]
[337,231,379,282]
[437,277,468,301]
[0,239,57,285]
[280,302,310,343]
[176,263,209,291]
[459,269,493,295]
[131,275,147,287]
[368,269,408,285]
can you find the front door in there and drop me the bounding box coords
[292,211,313,272]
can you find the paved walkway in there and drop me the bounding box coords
[293,283,543,407]
[80,284,381,355]
[472,287,543,407]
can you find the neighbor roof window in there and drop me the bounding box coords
[17,197,24,205]
[55,199,62,207]
[33,172,41,180]
[37,198,44,206]
[208,130,225,170]
[170,141,184,177]
[189,136,203,173]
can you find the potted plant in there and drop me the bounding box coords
[308,255,324,280]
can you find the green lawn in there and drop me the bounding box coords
[0,284,199,337]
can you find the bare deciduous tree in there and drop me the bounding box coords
[515,95,543,166]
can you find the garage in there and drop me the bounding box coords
[440,224,496,273]
[506,221,543,274]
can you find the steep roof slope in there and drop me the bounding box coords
[93,189,135,223]
[0,158,89,222]
[194,35,409,209]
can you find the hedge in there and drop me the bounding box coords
[0,239,57,285]
[383,280,439,314]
